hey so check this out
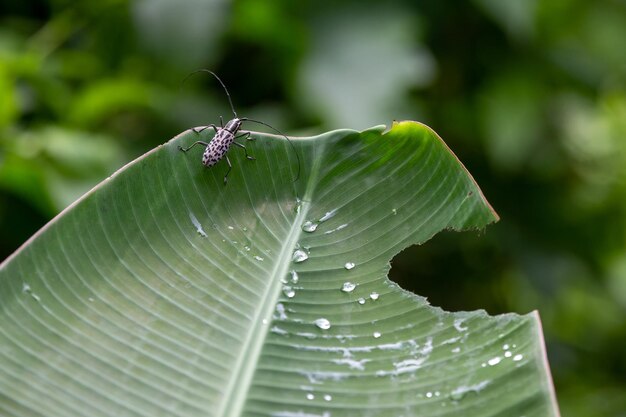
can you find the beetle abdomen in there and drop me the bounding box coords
[202,130,235,166]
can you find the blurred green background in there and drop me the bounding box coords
[1,0,624,415]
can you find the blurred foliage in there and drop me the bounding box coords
[0,0,625,415]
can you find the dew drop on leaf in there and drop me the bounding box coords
[487,357,501,366]
[292,249,308,263]
[314,318,331,330]
[283,286,296,298]
[302,221,318,232]
[319,209,337,222]
[449,380,490,401]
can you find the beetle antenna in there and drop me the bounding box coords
[242,118,301,183]
[182,69,238,118]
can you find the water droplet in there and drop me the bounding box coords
[88,297,95,302]
[454,318,468,332]
[227,225,234,230]
[369,292,379,300]
[392,208,397,215]
[324,223,348,235]
[450,391,462,401]
[188,212,207,237]
[344,262,355,270]
[341,282,356,293]
[253,255,264,262]
[22,283,41,301]
[295,198,302,213]
[244,245,251,252]
[319,209,338,222]
[292,249,308,263]
[323,394,332,401]
[276,303,287,320]
[271,326,288,335]
[502,344,509,350]
[290,270,299,283]
[314,318,331,330]
[373,331,381,338]
[451,347,461,353]
[302,221,318,232]
[449,380,490,401]
[357,298,366,305]
[487,357,501,366]
[513,354,523,361]
[426,392,433,398]
[242,226,248,232]
[262,318,268,325]
[504,351,512,358]
[306,393,314,400]
[283,286,296,298]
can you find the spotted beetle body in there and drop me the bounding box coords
[178,70,300,185]
[202,118,242,167]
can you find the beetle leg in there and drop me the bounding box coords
[192,124,219,134]
[233,141,256,160]
[223,155,232,185]
[178,141,210,152]
[235,131,256,142]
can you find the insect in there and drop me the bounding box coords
[178,69,300,185]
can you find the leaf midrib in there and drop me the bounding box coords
[218,139,326,417]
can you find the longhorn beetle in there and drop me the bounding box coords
[178,70,300,185]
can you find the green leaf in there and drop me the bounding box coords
[0,121,559,417]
